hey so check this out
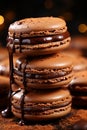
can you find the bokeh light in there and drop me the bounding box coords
[0,15,4,25]
[78,24,87,33]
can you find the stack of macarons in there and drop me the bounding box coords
[2,17,73,124]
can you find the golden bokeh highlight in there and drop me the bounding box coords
[0,15,4,25]
[78,24,87,33]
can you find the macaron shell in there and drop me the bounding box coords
[15,53,73,69]
[12,104,71,120]
[11,89,72,120]
[9,17,66,36]
[14,72,73,89]
[12,37,71,55]
[12,89,71,103]
[72,57,87,71]
[70,71,87,86]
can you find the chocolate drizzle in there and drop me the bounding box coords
[1,36,15,117]
[1,33,28,125]
[19,59,28,125]
[19,34,22,53]
[8,31,70,45]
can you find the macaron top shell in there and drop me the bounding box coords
[12,89,71,103]
[70,71,87,85]
[8,17,67,37]
[15,53,73,70]
[73,57,87,71]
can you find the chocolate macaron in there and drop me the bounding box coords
[7,17,71,56]
[73,56,87,72]
[11,89,72,121]
[69,71,87,107]
[14,53,73,89]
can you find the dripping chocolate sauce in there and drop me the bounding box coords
[1,34,27,125]
[1,35,15,117]
[19,59,28,125]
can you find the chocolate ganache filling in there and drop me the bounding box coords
[12,101,71,112]
[8,31,70,45]
[14,68,72,79]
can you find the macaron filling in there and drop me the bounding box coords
[14,72,72,84]
[12,104,71,116]
[8,31,70,45]
[12,99,71,112]
[14,66,72,79]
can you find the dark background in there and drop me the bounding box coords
[0,0,87,46]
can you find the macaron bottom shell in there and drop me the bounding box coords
[12,104,71,121]
[8,37,70,56]
[11,89,72,121]
[14,72,73,89]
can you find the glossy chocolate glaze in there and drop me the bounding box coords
[1,39,15,117]
[19,60,28,125]
[1,34,27,125]
[8,31,70,45]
